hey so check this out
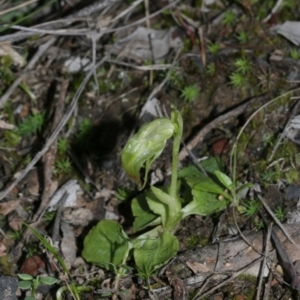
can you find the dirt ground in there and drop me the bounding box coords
[1,0,300,299]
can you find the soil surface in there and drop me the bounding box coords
[1,1,300,299]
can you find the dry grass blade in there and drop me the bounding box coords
[0,0,38,16]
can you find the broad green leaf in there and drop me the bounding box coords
[132,193,160,232]
[39,276,60,285]
[134,231,178,279]
[200,156,223,174]
[182,190,228,217]
[132,225,163,249]
[121,118,175,187]
[82,220,130,269]
[179,157,222,178]
[18,281,32,290]
[18,274,33,281]
[215,170,233,191]
[178,165,203,178]
[185,175,231,200]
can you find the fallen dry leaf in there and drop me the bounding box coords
[62,207,93,226]
[186,261,211,273]
[20,255,46,277]
[107,27,183,61]
[0,119,15,130]
[60,221,76,268]
[0,200,20,216]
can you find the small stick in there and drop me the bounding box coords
[179,95,269,161]
[197,257,264,299]
[257,194,296,245]
[256,223,272,300]
[33,79,69,223]
[260,212,300,289]
[268,99,300,162]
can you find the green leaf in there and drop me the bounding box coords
[39,276,60,285]
[179,157,222,178]
[18,280,32,290]
[82,220,130,269]
[18,274,33,281]
[182,189,228,217]
[214,170,233,190]
[134,231,178,279]
[121,118,175,188]
[185,175,231,200]
[132,193,160,232]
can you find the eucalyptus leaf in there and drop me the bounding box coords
[82,220,130,269]
[134,231,178,279]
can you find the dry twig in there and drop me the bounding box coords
[179,95,269,161]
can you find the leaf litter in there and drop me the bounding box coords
[0,0,300,299]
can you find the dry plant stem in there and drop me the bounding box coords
[256,224,272,300]
[0,0,38,16]
[191,277,210,300]
[257,194,296,245]
[179,95,269,161]
[263,261,274,300]
[2,0,180,41]
[268,99,300,162]
[197,257,264,299]
[232,87,300,160]
[232,207,264,256]
[263,0,284,23]
[69,0,121,18]
[33,79,69,223]
[198,27,206,67]
[111,0,143,23]
[107,59,172,70]
[52,192,68,245]
[0,37,56,108]
[144,0,153,86]
[0,57,107,201]
[260,211,300,289]
[142,49,182,116]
